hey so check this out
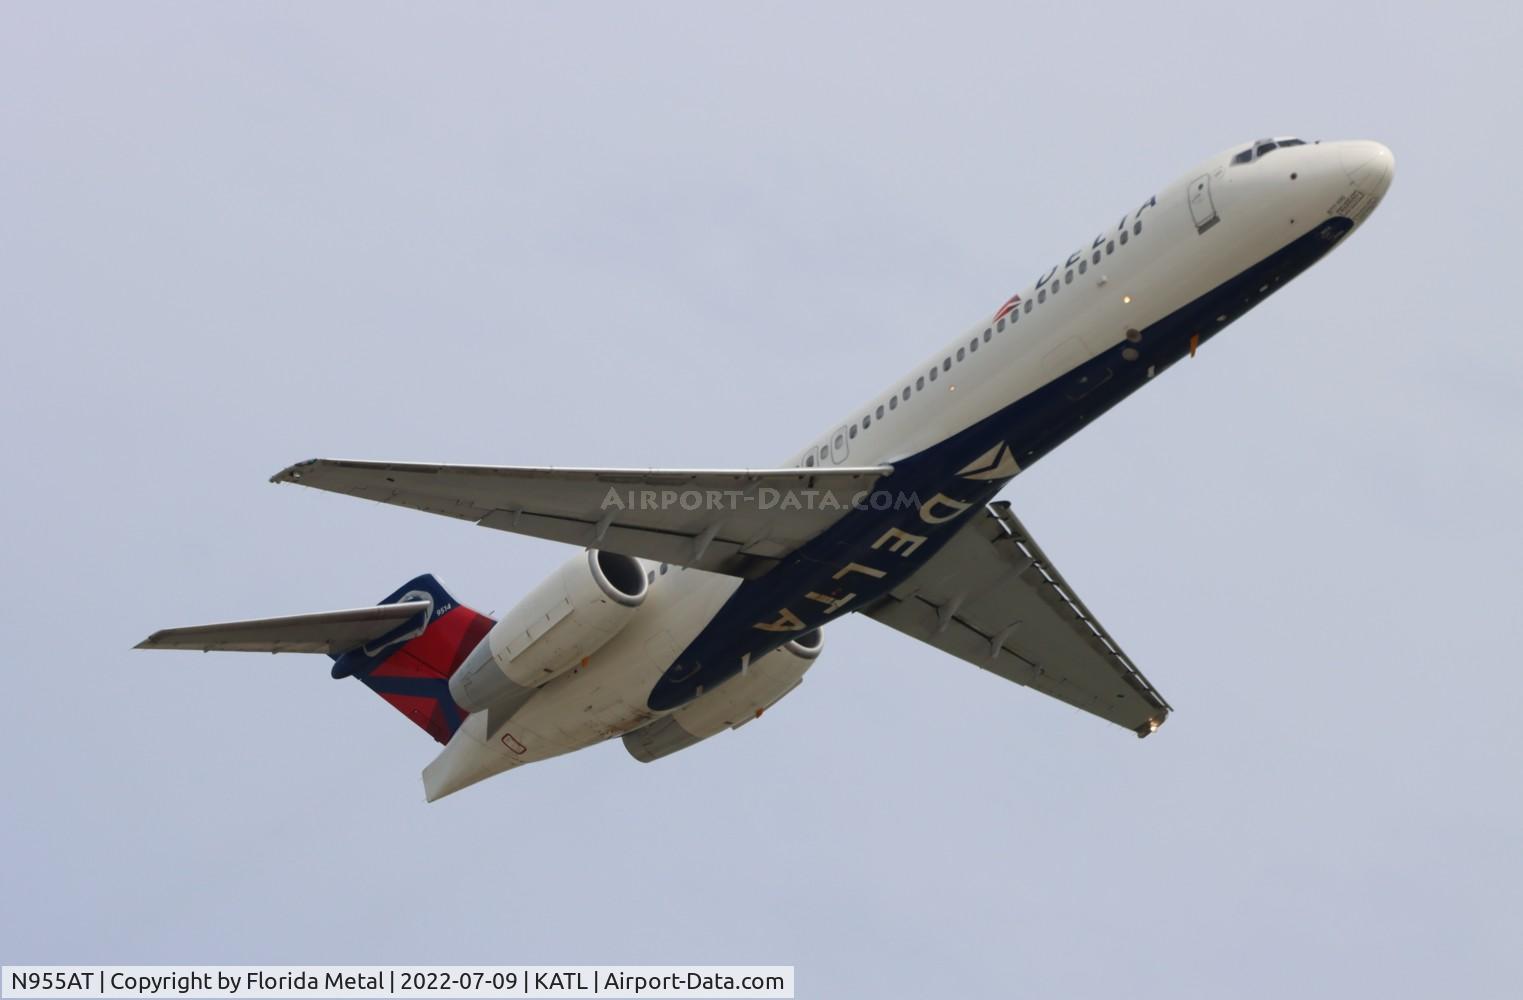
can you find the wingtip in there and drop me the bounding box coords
[270,458,319,484]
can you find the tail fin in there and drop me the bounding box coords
[330,574,495,744]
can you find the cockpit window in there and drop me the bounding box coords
[1231,137,1306,165]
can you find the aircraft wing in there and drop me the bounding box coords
[271,459,893,578]
[135,601,431,654]
[861,501,1171,735]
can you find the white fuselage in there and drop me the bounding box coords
[422,138,1394,799]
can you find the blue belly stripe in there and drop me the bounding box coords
[647,216,1355,712]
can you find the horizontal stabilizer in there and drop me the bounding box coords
[135,601,431,655]
[138,574,494,744]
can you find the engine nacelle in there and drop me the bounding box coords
[623,630,823,762]
[449,549,647,713]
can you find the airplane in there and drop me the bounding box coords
[139,137,1394,800]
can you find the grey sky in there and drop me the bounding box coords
[3,3,1520,997]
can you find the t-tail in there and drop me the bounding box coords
[136,573,495,745]
[329,575,496,743]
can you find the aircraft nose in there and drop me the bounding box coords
[1339,140,1395,197]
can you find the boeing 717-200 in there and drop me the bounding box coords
[140,137,1394,800]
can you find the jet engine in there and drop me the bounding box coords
[623,629,823,762]
[449,549,648,713]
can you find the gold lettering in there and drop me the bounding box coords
[872,526,927,556]
[833,561,886,580]
[919,492,971,525]
[752,608,806,633]
[805,591,855,614]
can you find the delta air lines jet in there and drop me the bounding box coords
[140,138,1394,800]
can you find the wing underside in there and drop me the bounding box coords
[271,459,893,577]
[863,501,1171,734]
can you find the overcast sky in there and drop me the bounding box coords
[3,3,1520,997]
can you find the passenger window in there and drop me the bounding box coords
[928,366,937,381]
[943,358,952,371]
[1119,230,1129,245]
[819,445,829,460]
[957,347,965,361]
[1038,289,1047,303]
[1092,250,1101,264]
[916,376,925,390]
[848,424,857,439]
[648,570,655,583]
[660,564,668,574]
[889,396,897,410]
[969,338,978,352]
[1078,259,1087,274]
[876,405,885,418]
[1052,280,1060,295]
[1065,270,1073,284]
[1023,300,1033,313]
[863,415,871,428]
[805,454,815,467]
[1106,240,1115,254]
[1133,220,1142,235]
[985,328,993,341]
